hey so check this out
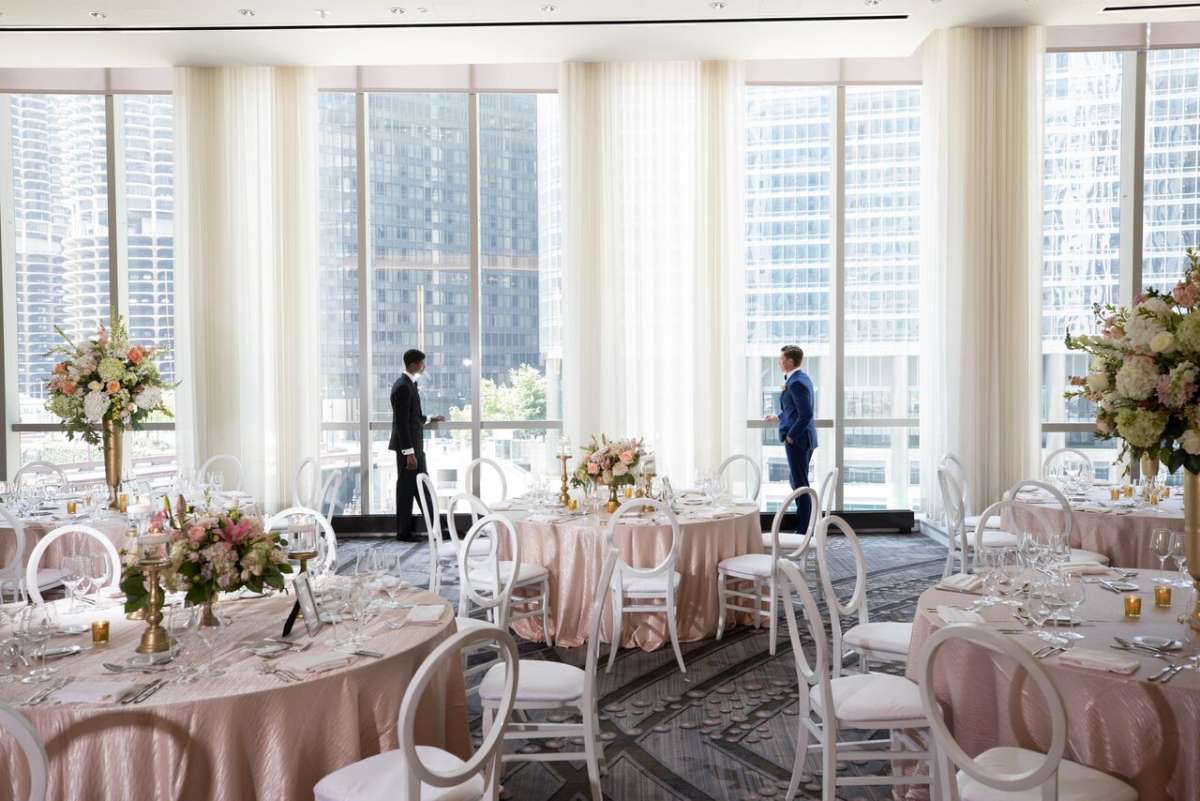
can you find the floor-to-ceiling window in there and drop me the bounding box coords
[1,93,176,486]
[743,83,921,512]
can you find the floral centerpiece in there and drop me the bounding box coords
[120,505,292,622]
[570,435,646,512]
[43,317,174,503]
[1065,247,1200,630]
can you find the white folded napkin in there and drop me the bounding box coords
[52,679,138,704]
[1058,561,1110,575]
[1056,648,1139,675]
[936,606,985,625]
[937,573,984,592]
[406,605,445,625]
[284,651,356,674]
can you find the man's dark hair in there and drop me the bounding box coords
[403,349,426,370]
[781,345,804,367]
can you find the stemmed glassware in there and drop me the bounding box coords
[168,604,202,683]
[1151,528,1173,582]
[1021,581,1055,643]
[60,555,88,613]
[1168,531,1193,588]
[1051,572,1086,640]
[20,605,58,683]
[973,548,1003,608]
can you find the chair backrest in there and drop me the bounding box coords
[417,473,442,592]
[197,454,244,492]
[818,466,839,518]
[463,457,508,503]
[814,514,869,675]
[775,559,831,709]
[445,492,492,552]
[766,486,820,560]
[939,454,974,516]
[292,458,318,509]
[0,506,27,587]
[264,507,338,576]
[398,625,519,801]
[12,462,66,491]
[1005,479,1073,541]
[0,702,48,801]
[583,549,620,706]
[716,454,762,502]
[457,514,520,625]
[938,466,966,547]
[917,624,1067,801]
[25,525,121,606]
[603,497,680,581]
[1041,447,1094,484]
[318,470,343,520]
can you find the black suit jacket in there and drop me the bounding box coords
[388,374,427,454]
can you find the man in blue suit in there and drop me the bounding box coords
[774,345,818,531]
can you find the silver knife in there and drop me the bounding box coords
[121,678,166,705]
[132,678,169,704]
[1155,665,1185,683]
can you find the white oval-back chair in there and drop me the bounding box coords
[720,485,819,655]
[265,507,338,577]
[759,466,835,560]
[24,525,121,607]
[917,625,1137,801]
[940,454,1001,532]
[197,454,245,492]
[292,459,343,520]
[314,625,520,801]
[12,462,67,491]
[462,457,508,504]
[0,507,29,603]
[717,454,762,503]
[456,514,521,697]
[1041,447,1095,486]
[1005,479,1109,566]
[605,497,685,675]
[0,703,48,801]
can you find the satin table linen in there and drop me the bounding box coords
[1006,485,1182,568]
[1,515,128,572]
[501,504,763,649]
[0,591,469,801]
[907,570,1199,801]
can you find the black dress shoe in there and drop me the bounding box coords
[395,534,421,542]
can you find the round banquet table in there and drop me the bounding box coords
[907,570,1199,801]
[501,503,763,649]
[1005,486,1183,569]
[0,591,469,801]
[1,514,129,575]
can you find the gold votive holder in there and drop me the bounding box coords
[1163,485,1171,498]
[1124,595,1142,618]
[566,498,578,511]
[91,619,109,644]
[1123,485,1134,498]
[1109,487,1120,501]
[66,500,77,515]
[117,494,129,513]
[624,485,633,499]
[1155,585,1173,607]
[1150,492,1160,506]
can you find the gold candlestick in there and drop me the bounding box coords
[558,454,571,507]
[134,560,171,655]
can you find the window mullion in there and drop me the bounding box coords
[1118,48,1147,310]
[104,95,129,326]
[832,85,846,511]
[0,94,16,478]
[468,92,482,464]
[356,91,373,515]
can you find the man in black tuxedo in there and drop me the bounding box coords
[389,349,445,541]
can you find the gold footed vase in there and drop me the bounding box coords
[103,420,123,510]
[605,482,620,514]
[1183,469,1200,632]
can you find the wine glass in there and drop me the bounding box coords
[1054,572,1086,640]
[20,605,57,683]
[994,547,1024,607]
[87,554,109,605]
[60,555,86,613]
[973,548,1002,608]
[1151,528,1173,583]
[1022,582,1055,643]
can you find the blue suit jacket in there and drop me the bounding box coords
[778,370,818,450]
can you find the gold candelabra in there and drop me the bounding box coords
[134,558,170,655]
[558,453,572,507]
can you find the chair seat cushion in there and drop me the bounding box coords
[467,561,548,587]
[956,530,1021,550]
[479,659,584,704]
[956,747,1137,801]
[809,672,925,724]
[964,514,1003,530]
[454,616,498,633]
[762,532,810,552]
[842,621,913,658]
[1069,548,1110,566]
[620,571,681,595]
[314,746,485,801]
[719,553,775,579]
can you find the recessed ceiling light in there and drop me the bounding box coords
[541,3,557,11]
[864,0,882,5]
[390,6,406,13]
[416,5,429,12]
[315,8,330,17]
[238,8,256,17]
[88,10,108,19]
[710,0,726,8]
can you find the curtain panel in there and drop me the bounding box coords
[919,27,1045,517]
[174,66,321,511]
[560,61,746,482]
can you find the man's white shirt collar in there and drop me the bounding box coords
[406,371,421,384]
[784,367,801,382]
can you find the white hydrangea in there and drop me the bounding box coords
[1151,331,1176,353]
[83,390,110,423]
[1125,297,1171,349]
[1086,372,1109,393]
[134,386,162,410]
[1177,313,1200,354]
[1116,408,1168,449]
[97,357,126,382]
[1182,429,1200,456]
[1115,356,1159,401]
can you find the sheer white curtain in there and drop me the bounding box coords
[919,27,1044,517]
[174,67,320,511]
[560,61,745,482]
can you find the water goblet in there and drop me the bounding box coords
[1054,572,1086,641]
[1151,528,1173,583]
[60,555,87,613]
[1168,532,1192,588]
[20,605,57,683]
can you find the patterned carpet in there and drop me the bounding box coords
[336,532,947,801]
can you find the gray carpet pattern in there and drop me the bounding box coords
[336,533,947,801]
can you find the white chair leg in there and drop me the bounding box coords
[540,577,553,647]
[768,576,778,657]
[942,545,955,578]
[821,724,839,801]
[666,588,686,674]
[606,587,623,674]
[754,580,764,629]
[785,717,812,801]
[581,703,604,801]
[715,572,728,641]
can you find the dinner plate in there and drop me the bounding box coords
[1130,635,1183,651]
[247,640,291,657]
[43,644,85,660]
[56,624,89,636]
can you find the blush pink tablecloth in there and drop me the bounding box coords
[1006,493,1182,569]
[1,516,129,576]
[908,572,1199,801]
[0,591,469,801]
[505,508,763,649]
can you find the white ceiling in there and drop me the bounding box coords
[0,0,1196,67]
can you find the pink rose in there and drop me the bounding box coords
[619,450,635,464]
[587,462,600,475]
[126,346,146,364]
[188,525,207,544]
[1068,376,1086,387]
[53,362,67,375]
[61,381,77,396]
[1174,282,1199,308]
[1097,416,1113,434]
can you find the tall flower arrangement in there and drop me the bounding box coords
[121,507,292,612]
[571,435,646,488]
[44,317,173,444]
[1065,248,1200,473]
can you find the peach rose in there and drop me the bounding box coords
[61,381,77,396]
[619,450,635,464]
[53,362,67,375]
[127,346,146,365]
[587,462,600,475]
[105,380,121,395]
